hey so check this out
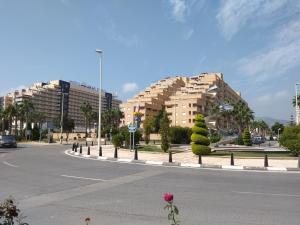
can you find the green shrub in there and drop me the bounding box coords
[209,134,221,143]
[169,126,192,144]
[235,135,244,145]
[191,114,211,155]
[279,125,300,156]
[119,126,142,149]
[243,130,252,146]
[191,126,207,136]
[112,133,124,148]
[191,143,211,155]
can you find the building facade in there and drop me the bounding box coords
[2,80,121,131]
[121,73,244,129]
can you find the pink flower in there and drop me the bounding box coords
[164,193,173,202]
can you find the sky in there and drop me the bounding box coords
[0,0,299,120]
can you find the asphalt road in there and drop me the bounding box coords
[0,144,299,225]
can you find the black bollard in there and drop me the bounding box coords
[198,155,202,164]
[74,144,77,152]
[134,147,138,160]
[87,146,90,155]
[72,143,75,151]
[75,144,78,152]
[91,141,93,146]
[169,151,172,163]
[264,154,268,167]
[79,145,82,154]
[298,156,300,168]
[230,153,234,166]
[85,141,88,147]
[99,146,102,157]
[114,147,118,158]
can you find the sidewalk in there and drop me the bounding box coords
[74,145,299,169]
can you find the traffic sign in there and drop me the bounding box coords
[128,124,137,133]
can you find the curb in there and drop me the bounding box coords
[65,150,299,173]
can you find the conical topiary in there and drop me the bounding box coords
[191,114,211,155]
[242,130,252,146]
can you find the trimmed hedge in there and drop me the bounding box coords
[191,126,208,136]
[243,130,252,146]
[191,114,211,155]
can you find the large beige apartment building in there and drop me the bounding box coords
[121,72,244,129]
[2,80,121,131]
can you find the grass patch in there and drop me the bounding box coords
[211,151,294,158]
[138,145,163,152]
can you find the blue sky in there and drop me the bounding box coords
[0,0,299,120]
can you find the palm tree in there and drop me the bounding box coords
[292,94,300,107]
[231,100,254,133]
[3,104,16,135]
[0,108,4,134]
[32,112,46,141]
[80,101,93,137]
[22,99,35,132]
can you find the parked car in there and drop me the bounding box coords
[0,135,17,148]
[252,136,265,145]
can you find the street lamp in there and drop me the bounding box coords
[96,49,103,152]
[277,128,281,141]
[295,83,300,125]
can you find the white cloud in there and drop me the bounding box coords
[122,83,138,93]
[216,0,289,40]
[238,39,300,79]
[237,15,300,81]
[183,28,194,40]
[169,0,187,23]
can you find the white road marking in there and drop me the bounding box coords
[267,167,287,171]
[145,160,163,165]
[233,191,300,198]
[117,158,132,162]
[222,165,244,170]
[60,174,108,181]
[3,161,19,168]
[181,163,201,168]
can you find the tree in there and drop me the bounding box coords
[119,126,142,149]
[191,114,211,155]
[251,120,269,136]
[101,109,124,136]
[54,116,75,142]
[3,104,16,135]
[80,101,92,137]
[153,107,165,132]
[271,122,284,135]
[279,125,300,156]
[169,126,192,144]
[292,94,300,107]
[159,111,170,152]
[32,112,46,141]
[231,100,254,133]
[21,99,35,131]
[112,133,124,148]
[143,116,154,144]
[242,129,252,146]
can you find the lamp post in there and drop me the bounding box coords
[60,93,64,144]
[96,49,103,152]
[277,128,281,142]
[296,83,300,125]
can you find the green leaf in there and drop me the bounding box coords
[174,206,179,215]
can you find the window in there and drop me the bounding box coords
[189,103,191,107]
[189,111,191,115]
[189,119,191,123]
